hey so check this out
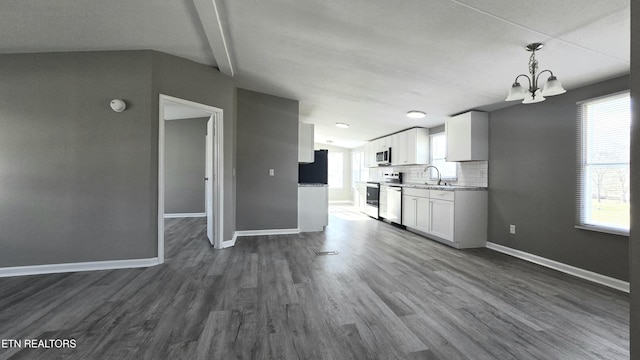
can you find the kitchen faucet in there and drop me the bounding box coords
[424,165,442,185]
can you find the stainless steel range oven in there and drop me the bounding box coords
[365,182,380,219]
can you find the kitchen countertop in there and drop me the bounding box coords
[298,183,328,187]
[354,181,486,191]
[383,183,487,191]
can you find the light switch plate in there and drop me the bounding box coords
[269,169,274,176]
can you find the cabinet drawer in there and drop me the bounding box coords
[403,187,430,198]
[430,190,455,201]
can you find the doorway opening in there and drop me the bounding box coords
[158,94,224,263]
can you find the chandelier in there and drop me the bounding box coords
[505,43,566,104]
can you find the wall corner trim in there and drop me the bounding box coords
[0,258,160,278]
[486,242,629,293]
[164,213,206,218]
[235,228,300,237]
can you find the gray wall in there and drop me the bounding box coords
[630,0,639,355]
[0,51,154,266]
[236,88,299,230]
[489,75,630,281]
[0,50,236,268]
[151,51,236,241]
[165,117,208,214]
[314,143,352,202]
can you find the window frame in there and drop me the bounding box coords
[429,132,457,181]
[576,90,630,236]
[328,151,344,189]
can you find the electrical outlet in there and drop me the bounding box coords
[509,225,516,234]
[269,169,275,176]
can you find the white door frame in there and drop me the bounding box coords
[158,94,224,263]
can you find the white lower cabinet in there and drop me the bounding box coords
[402,187,487,249]
[429,199,454,241]
[298,185,328,232]
[402,188,429,233]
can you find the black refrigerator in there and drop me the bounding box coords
[298,150,328,184]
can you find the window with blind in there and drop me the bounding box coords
[430,132,457,180]
[577,91,630,234]
[328,152,344,189]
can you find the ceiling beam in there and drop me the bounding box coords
[193,0,235,76]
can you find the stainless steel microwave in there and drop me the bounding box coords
[376,148,391,165]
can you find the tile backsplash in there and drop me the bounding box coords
[369,161,488,187]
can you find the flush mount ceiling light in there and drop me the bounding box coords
[335,122,350,128]
[406,110,426,119]
[505,43,566,104]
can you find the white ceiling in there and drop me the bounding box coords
[0,0,630,148]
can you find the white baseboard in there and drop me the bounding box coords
[222,232,238,248]
[235,228,300,237]
[0,258,160,278]
[164,213,206,218]
[329,200,352,204]
[486,242,629,293]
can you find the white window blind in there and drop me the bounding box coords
[430,133,457,180]
[577,91,630,234]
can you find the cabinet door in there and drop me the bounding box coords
[430,199,454,241]
[415,197,430,233]
[402,196,416,227]
[390,133,400,165]
[364,142,376,167]
[445,114,469,162]
[390,132,406,165]
[405,129,417,165]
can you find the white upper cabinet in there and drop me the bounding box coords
[298,123,314,163]
[391,128,429,165]
[390,132,407,166]
[365,127,429,167]
[445,111,488,162]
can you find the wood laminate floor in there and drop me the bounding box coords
[0,205,629,359]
